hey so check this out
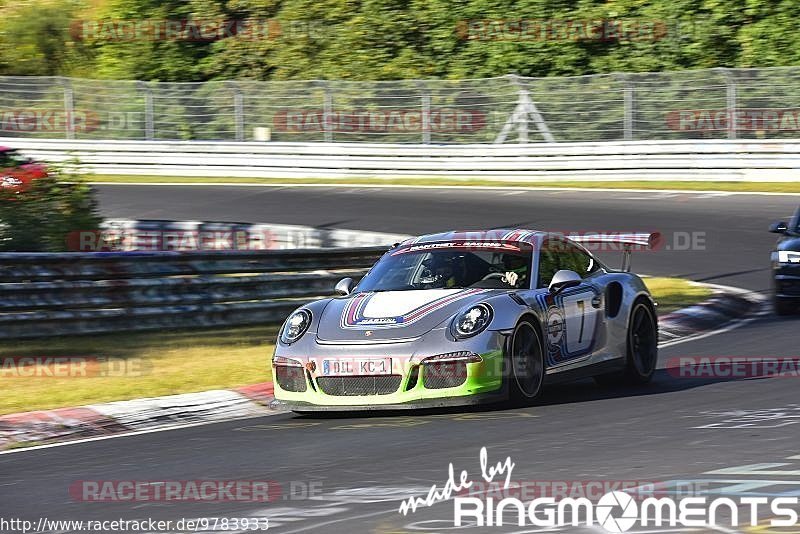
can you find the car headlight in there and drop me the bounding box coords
[280,309,312,344]
[422,351,483,364]
[451,304,493,339]
[777,251,800,264]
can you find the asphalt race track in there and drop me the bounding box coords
[93,185,798,291]
[2,185,800,534]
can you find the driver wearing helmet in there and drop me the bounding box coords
[420,254,465,288]
[501,254,529,288]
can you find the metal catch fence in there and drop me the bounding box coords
[3,68,800,143]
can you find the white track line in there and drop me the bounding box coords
[87,182,800,196]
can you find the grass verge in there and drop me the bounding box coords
[645,277,713,314]
[87,175,800,193]
[0,325,276,415]
[0,277,711,415]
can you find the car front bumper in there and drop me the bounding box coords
[272,330,507,410]
[774,264,800,298]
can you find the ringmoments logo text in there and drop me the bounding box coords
[398,447,800,531]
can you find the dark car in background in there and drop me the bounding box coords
[0,147,48,193]
[770,205,800,314]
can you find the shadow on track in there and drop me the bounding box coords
[289,313,800,420]
[290,369,772,420]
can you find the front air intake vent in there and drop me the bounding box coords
[317,375,402,396]
[276,366,307,392]
[423,361,467,389]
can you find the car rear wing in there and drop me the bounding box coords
[568,232,661,272]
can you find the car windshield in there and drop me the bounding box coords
[355,241,533,292]
[794,206,800,233]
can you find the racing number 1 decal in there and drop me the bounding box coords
[560,290,598,354]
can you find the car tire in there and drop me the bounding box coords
[507,319,545,403]
[594,299,658,386]
[775,296,797,316]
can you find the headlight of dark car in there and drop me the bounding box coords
[451,304,493,339]
[280,309,312,344]
[777,251,800,264]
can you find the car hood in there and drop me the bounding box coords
[316,288,496,342]
[778,236,800,251]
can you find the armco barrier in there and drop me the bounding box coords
[0,247,388,339]
[5,137,800,181]
[87,219,410,251]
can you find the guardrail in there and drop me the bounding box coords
[88,219,410,251]
[5,137,799,181]
[0,247,387,339]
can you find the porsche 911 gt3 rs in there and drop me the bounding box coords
[272,229,659,412]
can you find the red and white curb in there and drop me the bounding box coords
[657,281,768,348]
[0,383,277,451]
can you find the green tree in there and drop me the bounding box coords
[0,165,102,252]
[0,0,93,76]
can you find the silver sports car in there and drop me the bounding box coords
[272,229,660,412]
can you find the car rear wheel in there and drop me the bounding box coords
[626,302,658,383]
[507,320,545,402]
[595,300,658,386]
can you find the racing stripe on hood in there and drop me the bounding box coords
[340,288,488,329]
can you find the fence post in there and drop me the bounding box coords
[420,81,431,144]
[622,75,635,141]
[512,76,529,143]
[321,81,333,142]
[139,81,155,141]
[232,82,244,141]
[720,68,737,140]
[62,78,75,140]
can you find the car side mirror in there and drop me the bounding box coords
[770,221,789,234]
[335,277,354,296]
[548,270,582,295]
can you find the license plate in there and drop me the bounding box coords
[321,358,392,376]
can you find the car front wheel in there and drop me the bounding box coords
[507,320,545,403]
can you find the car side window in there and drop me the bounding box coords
[537,241,560,288]
[538,239,598,288]
[561,242,597,278]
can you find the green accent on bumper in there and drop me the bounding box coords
[274,351,504,407]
